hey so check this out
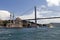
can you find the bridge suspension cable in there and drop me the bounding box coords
[20,7,33,16]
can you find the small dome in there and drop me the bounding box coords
[15,17,21,21]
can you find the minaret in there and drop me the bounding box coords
[10,13,12,27]
[10,14,12,23]
[12,13,15,24]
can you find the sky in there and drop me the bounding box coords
[0,0,60,24]
[0,0,46,15]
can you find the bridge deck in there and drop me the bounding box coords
[24,17,60,20]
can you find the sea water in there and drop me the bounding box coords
[0,27,60,40]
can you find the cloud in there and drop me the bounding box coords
[46,0,60,6]
[37,19,60,24]
[0,10,10,20]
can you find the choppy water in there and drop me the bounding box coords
[0,27,60,40]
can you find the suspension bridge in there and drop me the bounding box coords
[22,6,60,24]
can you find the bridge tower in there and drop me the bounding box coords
[34,6,37,26]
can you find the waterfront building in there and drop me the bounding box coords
[6,17,23,28]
